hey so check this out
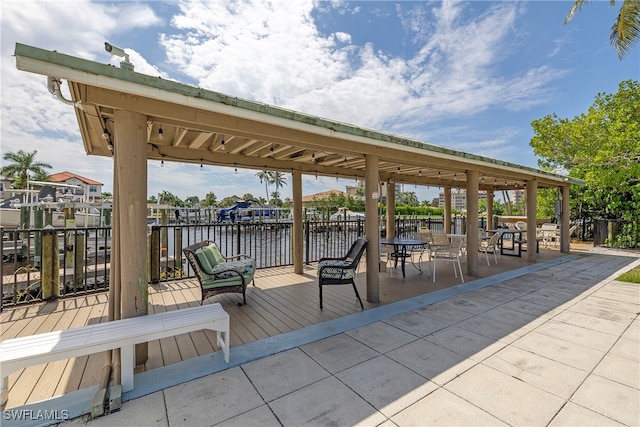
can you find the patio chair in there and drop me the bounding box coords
[317,237,368,310]
[404,228,432,272]
[432,235,464,283]
[183,240,256,306]
[537,223,559,247]
[479,230,503,266]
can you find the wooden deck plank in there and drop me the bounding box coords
[77,297,109,390]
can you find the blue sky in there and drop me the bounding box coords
[1,0,638,204]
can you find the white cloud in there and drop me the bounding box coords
[1,0,580,201]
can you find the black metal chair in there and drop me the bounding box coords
[317,237,368,310]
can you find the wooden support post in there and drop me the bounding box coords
[560,185,571,253]
[444,187,452,234]
[34,206,43,268]
[292,171,303,274]
[73,231,85,292]
[487,191,494,231]
[174,228,183,275]
[113,109,149,365]
[526,179,538,263]
[150,226,160,283]
[466,170,479,277]
[365,154,379,304]
[41,226,59,299]
[386,179,395,238]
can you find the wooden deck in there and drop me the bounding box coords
[1,246,579,409]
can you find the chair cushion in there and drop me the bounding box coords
[207,243,226,264]
[195,249,214,272]
[318,260,355,280]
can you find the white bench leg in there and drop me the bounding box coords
[121,345,135,392]
[216,317,230,363]
[1,376,8,407]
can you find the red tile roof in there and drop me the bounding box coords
[49,171,103,185]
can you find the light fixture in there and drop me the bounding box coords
[101,128,109,140]
[221,138,226,151]
[270,144,274,156]
[104,42,133,70]
[315,174,318,180]
[234,164,237,174]
[161,158,164,167]
[200,159,203,169]
[419,170,422,176]
[158,127,164,140]
[107,142,114,151]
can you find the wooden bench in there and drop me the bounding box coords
[0,303,229,406]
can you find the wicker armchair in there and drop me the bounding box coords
[317,238,368,310]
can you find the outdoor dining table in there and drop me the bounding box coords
[492,229,525,257]
[380,238,430,277]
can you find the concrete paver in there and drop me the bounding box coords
[298,334,379,374]
[42,248,640,426]
[571,375,640,426]
[334,355,437,417]
[163,367,264,426]
[390,388,508,426]
[445,364,566,426]
[344,321,417,353]
[241,348,330,402]
[482,345,589,399]
[511,331,606,371]
[268,376,386,426]
[549,402,625,426]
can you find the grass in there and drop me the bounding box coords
[617,266,640,284]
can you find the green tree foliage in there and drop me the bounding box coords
[157,190,184,207]
[396,191,419,206]
[269,171,287,203]
[184,195,200,207]
[255,171,271,204]
[309,193,365,212]
[531,80,639,246]
[201,192,217,207]
[1,150,52,189]
[219,195,241,207]
[565,0,640,59]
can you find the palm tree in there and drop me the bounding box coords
[269,171,287,204]
[270,191,281,206]
[1,150,52,189]
[255,171,271,205]
[565,0,640,59]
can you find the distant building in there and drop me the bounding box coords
[0,175,13,198]
[345,180,365,198]
[49,171,103,202]
[439,189,488,211]
[301,190,347,208]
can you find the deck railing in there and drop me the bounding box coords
[1,217,448,309]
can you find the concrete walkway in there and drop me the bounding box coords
[18,248,640,426]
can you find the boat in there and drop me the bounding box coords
[329,207,365,221]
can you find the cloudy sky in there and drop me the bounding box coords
[1,0,637,203]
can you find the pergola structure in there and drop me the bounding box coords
[15,43,583,327]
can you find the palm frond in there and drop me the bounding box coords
[610,0,640,58]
